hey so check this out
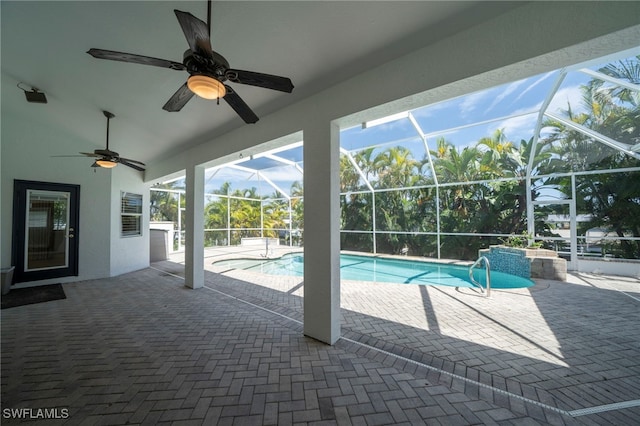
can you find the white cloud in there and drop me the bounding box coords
[260,167,304,182]
[486,79,528,112]
[459,91,489,116]
[490,114,538,141]
[547,85,585,115]
[514,71,555,103]
[411,99,451,119]
[372,118,409,133]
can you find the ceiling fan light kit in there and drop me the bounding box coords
[54,110,146,172]
[95,159,117,169]
[87,2,293,124]
[187,75,226,100]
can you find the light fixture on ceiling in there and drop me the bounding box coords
[187,75,226,100]
[95,159,117,169]
[17,83,48,104]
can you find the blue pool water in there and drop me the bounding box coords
[213,253,534,289]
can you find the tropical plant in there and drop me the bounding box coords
[540,55,640,258]
[150,188,181,222]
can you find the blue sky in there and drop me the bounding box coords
[341,67,591,154]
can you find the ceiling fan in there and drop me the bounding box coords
[76,110,146,171]
[87,1,294,124]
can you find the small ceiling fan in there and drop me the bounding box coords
[73,111,146,171]
[87,1,294,124]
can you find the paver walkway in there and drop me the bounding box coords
[2,247,639,425]
[200,246,640,424]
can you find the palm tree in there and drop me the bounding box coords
[150,190,179,222]
[339,149,375,251]
[431,140,483,222]
[477,128,514,177]
[204,183,231,246]
[598,55,640,105]
[262,194,289,239]
[373,146,421,188]
[228,187,261,242]
[340,154,363,193]
[354,147,377,187]
[289,181,304,245]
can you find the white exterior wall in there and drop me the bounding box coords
[1,111,150,283]
[109,163,150,277]
[1,109,112,283]
[577,260,640,278]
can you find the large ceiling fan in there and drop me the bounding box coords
[77,111,146,171]
[87,1,294,124]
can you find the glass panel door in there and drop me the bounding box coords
[25,190,71,272]
[12,180,80,283]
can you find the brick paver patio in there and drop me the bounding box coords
[2,247,639,425]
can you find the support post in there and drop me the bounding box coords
[303,121,341,344]
[570,175,578,265]
[185,165,205,289]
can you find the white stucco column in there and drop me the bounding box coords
[185,165,204,289]
[303,120,341,344]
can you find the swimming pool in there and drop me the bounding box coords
[212,253,534,289]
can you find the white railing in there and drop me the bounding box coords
[469,256,491,297]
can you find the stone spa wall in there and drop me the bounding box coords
[479,246,567,281]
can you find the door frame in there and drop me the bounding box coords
[12,180,80,283]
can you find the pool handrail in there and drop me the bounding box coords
[469,256,491,297]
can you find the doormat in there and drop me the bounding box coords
[1,284,66,309]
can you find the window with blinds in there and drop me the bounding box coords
[121,192,142,237]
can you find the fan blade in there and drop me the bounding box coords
[174,10,213,58]
[51,154,92,158]
[223,85,259,124]
[79,152,101,157]
[119,157,146,166]
[94,149,119,157]
[87,49,186,71]
[162,83,195,112]
[225,69,294,93]
[119,159,146,172]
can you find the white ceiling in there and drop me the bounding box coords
[1,1,518,166]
